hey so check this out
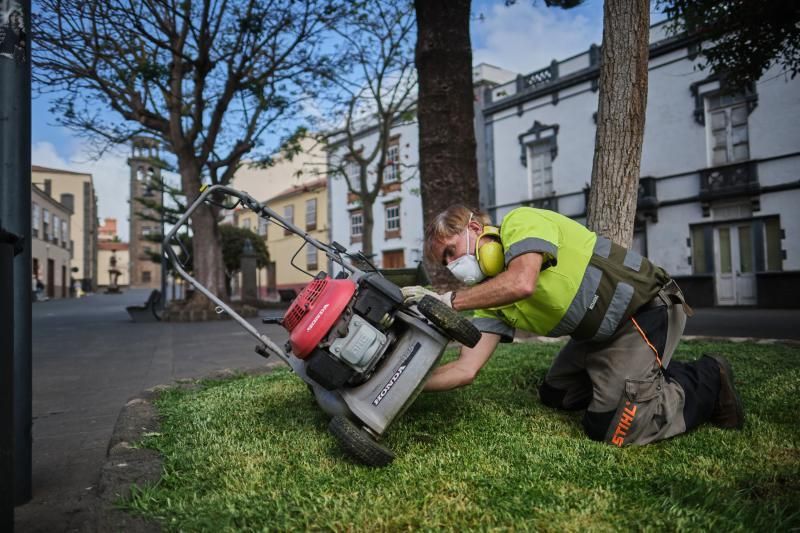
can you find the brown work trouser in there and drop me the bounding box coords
[539,283,718,446]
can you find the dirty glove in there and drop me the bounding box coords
[401,286,453,308]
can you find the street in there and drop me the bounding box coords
[13,289,800,531]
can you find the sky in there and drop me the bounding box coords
[30,0,665,242]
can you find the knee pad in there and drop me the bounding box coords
[582,410,616,442]
[538,381,567,409]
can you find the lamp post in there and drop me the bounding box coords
[143,181,167,308]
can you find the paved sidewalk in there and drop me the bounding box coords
[684,307,800,340]
[13,290,800,531]
[14,289,288,532]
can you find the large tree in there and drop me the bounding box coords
[414,0,479,227]
[585,0,650,247]
[317,0,417,260]
[34,0,340,301]
[658,0,800,87]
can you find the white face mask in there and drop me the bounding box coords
[446,215,486,286]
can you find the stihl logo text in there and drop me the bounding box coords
[611,402,637,447]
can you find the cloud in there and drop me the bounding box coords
[32,141,132,242]
[471,1,603,75]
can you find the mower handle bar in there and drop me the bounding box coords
[163,183,360,364]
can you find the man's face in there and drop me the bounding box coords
[430,219,482,267]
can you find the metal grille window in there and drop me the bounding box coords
[385,142,400,183]
[350,211,363,237]
[306,198,317,230]
[32,203,40,238]
[61,220,68,247]
[385,204,401,232]
[708,93,749,166]
[53,215,60,243]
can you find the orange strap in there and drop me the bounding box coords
[630,316,663,369]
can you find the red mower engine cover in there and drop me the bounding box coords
[282,277,356,359]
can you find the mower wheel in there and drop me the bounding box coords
[329,416,395,467]
[417,295,482,348]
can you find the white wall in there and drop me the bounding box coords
[759,189,800,271]
[646,203,703,276]
[328,121,424,268]
[748,64,800,160]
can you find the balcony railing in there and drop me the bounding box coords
[524,196,558,212]
[699,161,759,201]
[516,61,559,92]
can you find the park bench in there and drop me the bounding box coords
[126,289,162,322]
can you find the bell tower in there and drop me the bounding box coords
[128,137,163,289]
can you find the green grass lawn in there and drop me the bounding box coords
[126,340,800,531]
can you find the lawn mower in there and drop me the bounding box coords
[164,184,481,466]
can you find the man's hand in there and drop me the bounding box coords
[401,285,453,308]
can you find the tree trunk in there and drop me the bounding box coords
[361,196,375,260]
[178,163,226,303]
[586,0,650,247]
[415,0,479,286]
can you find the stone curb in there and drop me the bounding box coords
[89,361,284,532]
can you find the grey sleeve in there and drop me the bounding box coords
[471,317,515,343]
[504,237,558,266]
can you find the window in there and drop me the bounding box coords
[142,226,153,237]
[691,225,711,274]
[306,244,318,270]
[258,217,269,237]
[350,210,363,243]
[241,218,251,230]
[519,121,558,201]
[764,218,782,271]
[306,198,317,231]
[42,209,51,241]
[346,158,360,191]
[142,271,152,283]
[53,215,60,244]
[385,140,400,183]
[32,203,40,238]
[527,143,554,199]
[707,93,749,166]
[61,220,68,247]
[385,203,401,232]
[283,205,294,235]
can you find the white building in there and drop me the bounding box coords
[481,20,800,307]
[326,65,516,271]
[326,119,423,270]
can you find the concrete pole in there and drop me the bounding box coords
[0,0,33,507]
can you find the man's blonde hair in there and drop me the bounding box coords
[423,205,493,264]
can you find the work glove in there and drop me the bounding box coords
[401,286,453,308]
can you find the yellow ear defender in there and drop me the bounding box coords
[475,225,505,277]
